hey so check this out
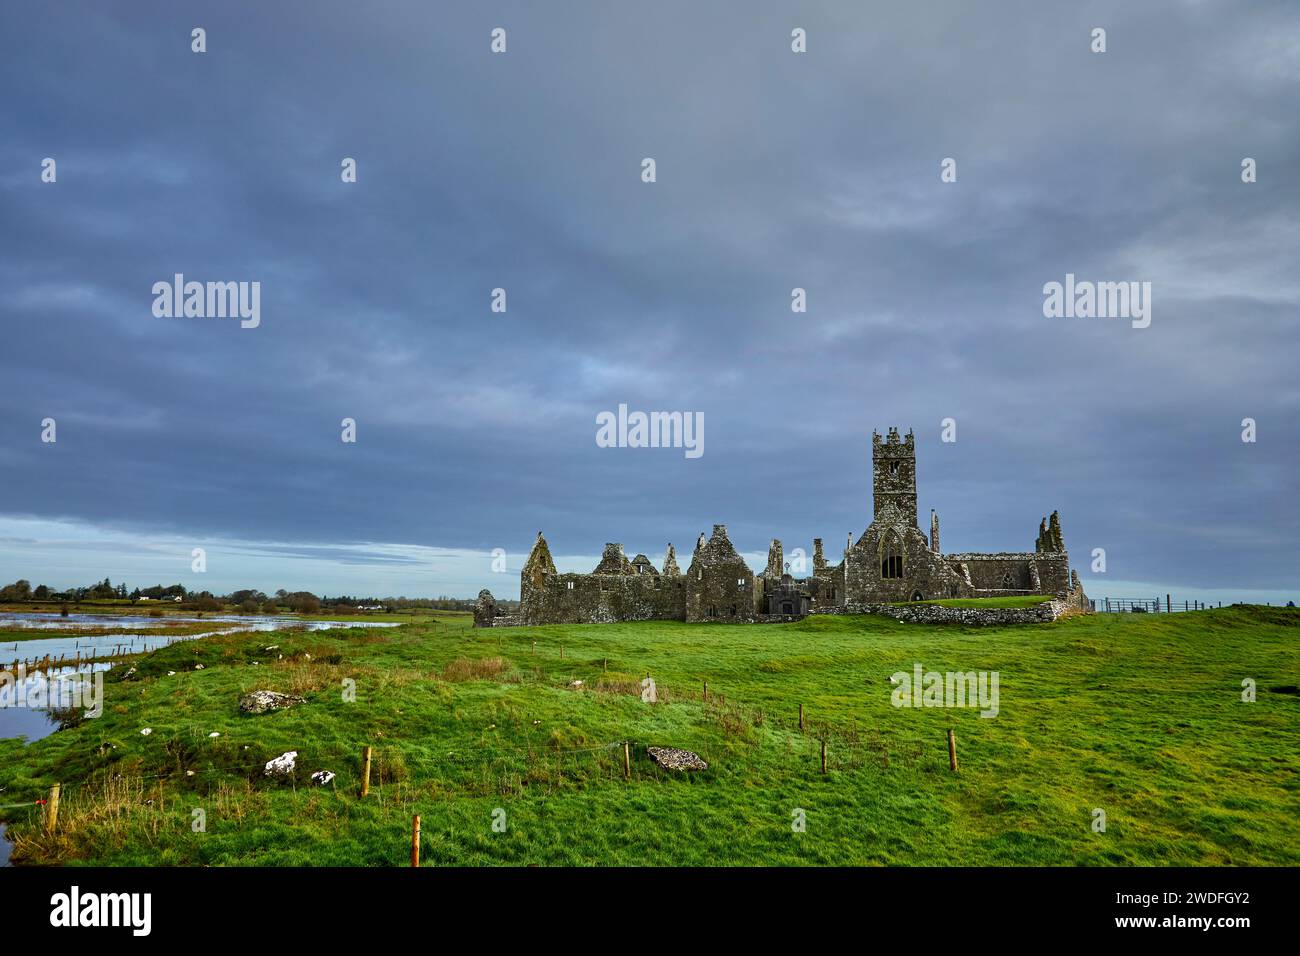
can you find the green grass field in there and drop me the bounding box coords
[2,607,1296,866]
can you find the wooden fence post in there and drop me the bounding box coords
[46,783,60,831]
[1166,594,1171,613]
[703,680,708,701]
[623,741,631,779]
[820,740,827,774]
[799,703,804,731]
[361,746,373,797]
[411,815,421,867]
[947,729,958,772]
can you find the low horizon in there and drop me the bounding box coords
[4,3,1297,611]
[0,511,1292,607]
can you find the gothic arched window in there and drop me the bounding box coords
[881,532,904,579]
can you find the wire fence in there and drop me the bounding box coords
[1093,596,1232,613]
[0,641,957,861]
[1,678,900,819]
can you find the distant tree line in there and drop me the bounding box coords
[0,578,517,613]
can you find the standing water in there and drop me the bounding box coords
[1,611,402,864]
[0,612,399,743]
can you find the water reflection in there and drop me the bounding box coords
[0,612,398,743]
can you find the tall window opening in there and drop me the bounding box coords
[881,532,904,579]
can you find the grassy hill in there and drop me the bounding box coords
[2,607,1296,865]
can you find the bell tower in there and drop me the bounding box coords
[872,428,918,527]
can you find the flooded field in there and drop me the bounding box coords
[0,612,399,744]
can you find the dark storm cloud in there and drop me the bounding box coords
[0,0,1296,597]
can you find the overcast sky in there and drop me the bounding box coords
[1,1,1296,602]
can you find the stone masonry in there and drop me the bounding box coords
[477,426,1089,626]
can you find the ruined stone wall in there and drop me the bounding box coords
[523,571,686,624]
[685,525,756,623]
[514,534,688,625]
[809,566,845,608]
[811,599,1075,625]
[519,532,558,618]
[1064,570,1090,610]
[944,552,1071,596]
[844,519,972,603]
[500,425,1089,628]
[685,567,755,622]
[473,589,499,628]
[1037,555,1072,596]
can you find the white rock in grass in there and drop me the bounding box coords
[310,770,335,786]
[209,732,220,738]
[140,728,152,736]
[264,751,298,777]
[240,690,306,715]
[647,746,707,772]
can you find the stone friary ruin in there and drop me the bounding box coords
[475,428,1089,627]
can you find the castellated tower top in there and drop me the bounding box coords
[871,427,918,527]
[873,427,915,449]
